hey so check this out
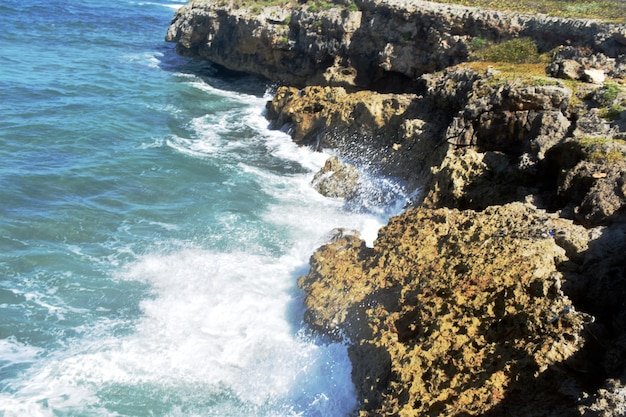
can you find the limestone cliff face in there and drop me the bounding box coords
[299,203,598,416]
[267,68,626,415]
[166,0,626,91]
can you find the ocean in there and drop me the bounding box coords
[0,1,408,415]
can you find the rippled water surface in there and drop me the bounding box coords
[0,1,408,415]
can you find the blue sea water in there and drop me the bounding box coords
[0,1,408,415]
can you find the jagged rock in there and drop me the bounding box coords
[550,59,584,80]
[527,111,572,162]
[583,68,607,84]
[311,156,360,199]
[297,230,373,339]
[572,111,617,138]
[265,85,447,184]
[421,70,574,210]
[169,3,626,416]
[420,67,481,112]
[559,161,626,226]
[266,85,419,148]
[547,58,607,84]
[563,223,626,397]
[549,135,626,225]
[580,377,626,416]
[299,202,592,416]
[166,0,626,90]
[441,74,572,154]
[424,148,520,210]
[548,46,626,81]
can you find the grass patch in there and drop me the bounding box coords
[471,38,544,64]
[578,136,626,163]
[345,1,359,11]
[462,61,549,79]
[431,0,626,23]
[602,82,623,103]
[600,104,626,121]
[194,0,625,22]
[593,82,626,120]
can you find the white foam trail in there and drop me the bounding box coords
[0,249,357,417]
[133,1,186,10]
[121,51,163,69]
[166,134,222,158]
[0,337,41,366]
[187,80,266,104]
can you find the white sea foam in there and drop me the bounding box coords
[121,51,163,69]
[0,337,41,367]
[133,1,186,10]
[188,80,265,104]
[0,248,357,417]
[166,134,222,158]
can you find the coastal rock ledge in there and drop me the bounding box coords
[167,1,626,416]
[166,0,626,90]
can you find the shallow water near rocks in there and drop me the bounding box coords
[0,0,409,416]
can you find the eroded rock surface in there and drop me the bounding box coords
[265,65,626,415]
[166,0,626,91]
[267,67,626,224]
[266,85,446,183]
[300,203,598,416]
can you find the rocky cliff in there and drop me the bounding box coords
[269,67,626,416]
[166,0,626,91]
[167,1,626,416]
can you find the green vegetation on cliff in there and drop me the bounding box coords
[435,0,626,23]
[470,37,544,64]
[191,0,626,22]
[579,136,626,162]
[196,0,357,12]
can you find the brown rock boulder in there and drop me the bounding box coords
[300,202,592,416]
[559,161,626,225]
[266,85,419,148]
[266,85,447,184]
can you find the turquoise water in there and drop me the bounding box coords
[0,1,407,415]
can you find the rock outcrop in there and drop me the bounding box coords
[299,203,600,416]
[166,0,626,91]
[167,2,626,416]
[267,66,626,225]
[266,85,446,182]
[284,66,626,416]
[311,156,361,199]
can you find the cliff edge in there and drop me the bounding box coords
[166,0,626,91]
[167,1,626,415]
